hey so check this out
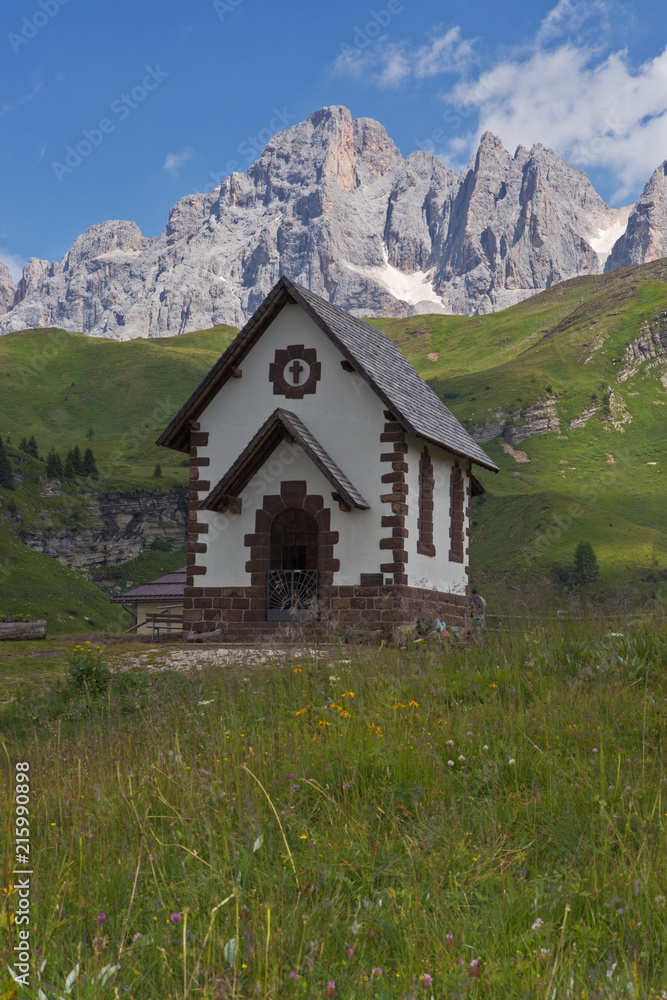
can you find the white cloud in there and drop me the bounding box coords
[443,40,667,202]
[163,147,194,178]
[0,253,26,283]
[332,28,474,89]
[0,80,44,118]
[414,28,475,78]
[535,0,618,47]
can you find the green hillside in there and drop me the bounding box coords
[372,259,667,594]
[1,260,666,627]
[0,323,237,488]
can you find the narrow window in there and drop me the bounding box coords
[448,464,465,563]
[417,446,436,557]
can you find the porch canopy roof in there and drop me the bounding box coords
[201,408,370,514]
[110,567,186,604]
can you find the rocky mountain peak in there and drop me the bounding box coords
[0,106,664,339]
[606,161,667,271]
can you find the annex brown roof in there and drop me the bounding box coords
[110,567,186,604]
[201,408,369,513]
[157,276,498,472]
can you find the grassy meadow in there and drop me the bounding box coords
[1,621,667,998]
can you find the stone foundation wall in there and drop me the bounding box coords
[183,582,468,639]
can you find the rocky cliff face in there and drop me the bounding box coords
[0,106,663,337]
[19,486,187,575]
[606,162,667,272]
[0,263,15,316]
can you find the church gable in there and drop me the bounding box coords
[157,276,498,474]
[201,408,370,514]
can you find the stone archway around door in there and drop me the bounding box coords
[244,481,340,622]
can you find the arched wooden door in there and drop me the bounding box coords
[267,508,319,621]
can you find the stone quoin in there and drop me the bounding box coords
[157,276,497,638]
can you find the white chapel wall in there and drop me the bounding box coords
[403,435,469,594]
[195,305,387,586]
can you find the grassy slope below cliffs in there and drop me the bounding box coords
[1,262,666,624]
[371,259,667,599]
[0,326,235,631]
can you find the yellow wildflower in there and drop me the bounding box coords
[342,690,355,698]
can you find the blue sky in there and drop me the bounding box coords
[1,0,666,280]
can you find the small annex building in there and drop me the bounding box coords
[157,277,498,638]
[110,567,186,637]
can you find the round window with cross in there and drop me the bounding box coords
[269,345,321,399]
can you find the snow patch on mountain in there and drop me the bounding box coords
[589,208,632,264]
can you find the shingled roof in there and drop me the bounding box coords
[157,276,498,472]
[202,408,369,513]
[110,567,186,604]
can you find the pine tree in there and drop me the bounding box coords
[63,451,77,479]
[27,435,40,460]
[0,438,14,489]
[19,438,29,454]
[152,463,162,479]
[82,448,99,480]
[574,542,599,584]
[46,449,63,478]
[86,426,94,441]
[72,445,83,475]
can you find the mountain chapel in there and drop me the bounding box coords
[157,277,498,638]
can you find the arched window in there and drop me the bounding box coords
[417,446,436,557]
[448,464,465,563]
[270,508,319,571]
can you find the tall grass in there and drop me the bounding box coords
[1,622,666,998]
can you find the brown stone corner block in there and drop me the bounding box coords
[380,431,405,443]
[262,495,283,516]
[190,431,209,447]
[303,495,324,515]
[379,537,404,550]
[280,480,307,503]
[191,565,208,576]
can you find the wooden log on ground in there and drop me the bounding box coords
[0,621,47,641]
